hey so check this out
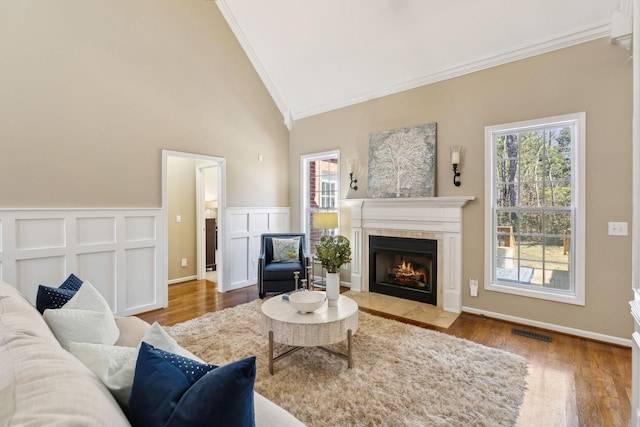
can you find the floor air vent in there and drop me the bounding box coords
[511,328,552,342]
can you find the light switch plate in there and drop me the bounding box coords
[608,222,628,236]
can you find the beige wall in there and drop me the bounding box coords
[0,0,289,208]
[290,39,633,339]
[167,156,197,280]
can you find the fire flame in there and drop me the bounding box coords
[390,260,428,287]
[397,261,415,276]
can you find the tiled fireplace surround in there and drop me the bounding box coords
[345,197,475,314]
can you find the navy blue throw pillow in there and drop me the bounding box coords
[129,342,256,427]
[59,273,83,291]
[35,274,84,314]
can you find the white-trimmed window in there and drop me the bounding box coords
[485,113,585,305]
[301,150,340,255]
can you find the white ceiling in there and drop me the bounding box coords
[216,0,620,126]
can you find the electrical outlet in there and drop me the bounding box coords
[469,278,479,297]
[176,215,182,223]
[181,258,187,267]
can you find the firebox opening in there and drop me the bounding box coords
[369,235,437,306]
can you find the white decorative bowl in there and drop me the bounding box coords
[289,291,326,313]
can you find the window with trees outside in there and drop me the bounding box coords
[484,113,585,305]
[301,151,340,256]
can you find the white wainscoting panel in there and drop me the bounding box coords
[253,213,270,231]
[0,209,164,316]
[222,207,290,292]
[124,246,157,313]
[16,218,66,250]
[16,256,66,302]
[230,237,250,286]
[77,217,115,246]
[77,251,117,309]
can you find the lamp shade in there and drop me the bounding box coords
[312,212,338,230]
[205,200,218,209]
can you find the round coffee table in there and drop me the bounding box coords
[261,293,358,374]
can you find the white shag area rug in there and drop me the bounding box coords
[166,300,528,427]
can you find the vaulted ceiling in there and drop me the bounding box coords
[216,0,621,127]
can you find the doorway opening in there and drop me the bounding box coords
[162,150,226,306]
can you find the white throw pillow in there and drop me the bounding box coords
[69,322,182,408]
[43,280,119,350]
[63,279,112,312]
[272,237,300,262]
[140,321,182,354]
[68,343,137,405]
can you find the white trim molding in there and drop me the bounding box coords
[465,305,632,347]
[345,196,475,313]
[295,24,611,120]
[0,208,164,316]
[215,0,292,129]
[611,0,633,50]
[484,112,586,306]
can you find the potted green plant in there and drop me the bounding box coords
[315,235,351,306]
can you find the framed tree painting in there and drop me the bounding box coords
[368,122,436,198]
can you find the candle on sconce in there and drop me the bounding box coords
[450,146,461,165]
[450,146,462,186]
[347,158,356,174]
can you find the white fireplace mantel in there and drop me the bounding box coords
[344,196,475,313]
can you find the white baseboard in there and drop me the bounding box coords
[462,306,632,347]
[168,275,197,285]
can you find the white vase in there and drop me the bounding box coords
[325,272,340,307]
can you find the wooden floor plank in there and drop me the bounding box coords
[137,280,632,426]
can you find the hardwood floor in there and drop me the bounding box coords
[137,280,632,427]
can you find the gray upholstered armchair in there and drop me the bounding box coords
[258,233,309,298]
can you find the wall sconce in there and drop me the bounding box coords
[349,173,358,190]
[347,158,359,191]
[450,146,462,187]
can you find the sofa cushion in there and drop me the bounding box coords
[263,261,304,281]
[0,281,130,427]
[0,284,59,347]
[114,315,153,347]
[69,322,183,409]
[36,273,84,314]
[254,392,306,427]
[43,280,119,350]
[129,342,256,427]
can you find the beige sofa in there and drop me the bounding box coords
[0,281,304,426]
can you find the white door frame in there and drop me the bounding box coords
[162,150,226,305]
[195,161,221,281]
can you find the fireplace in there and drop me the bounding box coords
[345,196,474,313]
[369,235,438,305]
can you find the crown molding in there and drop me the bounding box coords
[215,0,612,127]
[294,22,612,121]
[215,0,294,130]
[610,0,632,50]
